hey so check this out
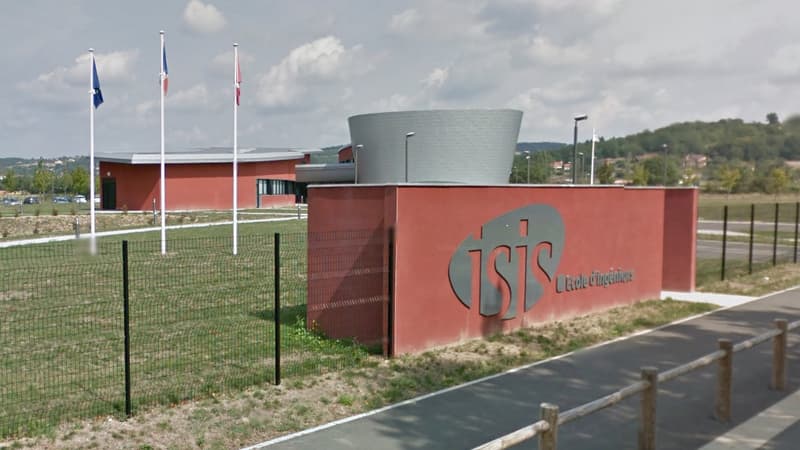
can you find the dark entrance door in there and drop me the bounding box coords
[101,178,116,210]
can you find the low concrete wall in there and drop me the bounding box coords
[307,184,697,354]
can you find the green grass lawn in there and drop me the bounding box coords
[0,200,90,217]
[0,219,371,438]
[699,193,800,222]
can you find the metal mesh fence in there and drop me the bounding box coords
[698,202,800,281]
[0,229,392,437]
[279,230,389,379]
[0,240,123,437]
[125,235,276,410]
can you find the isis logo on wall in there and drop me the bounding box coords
[448,204,564,319]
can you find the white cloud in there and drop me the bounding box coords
[373,93,413,112]
[256,36,369,110]
[768,44,800,80]
[212,49,255,68]
[135,84,210,117]
[422,67,449,89]
[27,50,138,87]
[389,8,420,33]
[17,50,138,105]
[169,83,210,108]
[182,0,226,34]
[530,0,622,16]
[171,125,209,146]
[520,35,588,66]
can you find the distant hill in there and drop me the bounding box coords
[516,142,567,153]
[560,115,800,164]
[0,156,88,175]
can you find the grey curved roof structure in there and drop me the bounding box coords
[348,109,522,184]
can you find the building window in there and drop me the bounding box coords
[257,179,296,195]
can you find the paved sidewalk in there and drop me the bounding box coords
[248,287,800,450]
[0,215,304,248]
[699,389,800,450]
[661,290,757,308]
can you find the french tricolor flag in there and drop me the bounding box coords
[161,39,169,95]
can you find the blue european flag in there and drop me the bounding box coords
[92,57,103,108]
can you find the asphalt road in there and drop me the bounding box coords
[696,238,796,261]
[257,288,800,450]
[699,219,799,234]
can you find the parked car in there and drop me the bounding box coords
[72,195,87,204]
[23,196,40,205]
[2,197,20,206]
[53,196,70,204]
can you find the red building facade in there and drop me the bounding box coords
[97,148,315,210]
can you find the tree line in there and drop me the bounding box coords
[2,160,91,197]
[511,113,800,193]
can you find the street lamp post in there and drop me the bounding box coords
[572,114,588,184]
[354,144,364,184]
[578,152,584,184]
[525,152,531,184]
[662,143,668,186]
[404,132,415,182]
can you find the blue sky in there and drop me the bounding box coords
[2,0,800,157]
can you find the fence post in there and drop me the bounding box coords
[772,319,788,391]
[122,240,131,417]
[715,339,733,422]
[274,232,281,386]
[794,202,799,264]
[773,203,779,266]
[748,204,755,274]
[639,367,658,450]
[539,403,559,450]
[386,227,395,358]
[721,205,728,281]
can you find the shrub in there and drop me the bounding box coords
[34,207,40,217]
[70,205,77,216]
[51,207,58,216]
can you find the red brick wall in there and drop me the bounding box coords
[99,159,300,210]
[307,185,697,354]
[307,187,396,349]
[662,189,698,291]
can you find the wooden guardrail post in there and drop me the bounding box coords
[772,319,788,390]
[715,339,733,422]
[539,403,559,450]
[639,367,658,450]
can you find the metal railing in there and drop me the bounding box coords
[474,318,799,450]
[713,202,800,280]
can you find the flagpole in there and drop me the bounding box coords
[232,43,239,256]
[89,49,97,255]
[590,127,596,185]
[160,31,167,255]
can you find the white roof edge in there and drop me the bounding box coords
[96,149,315,165]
